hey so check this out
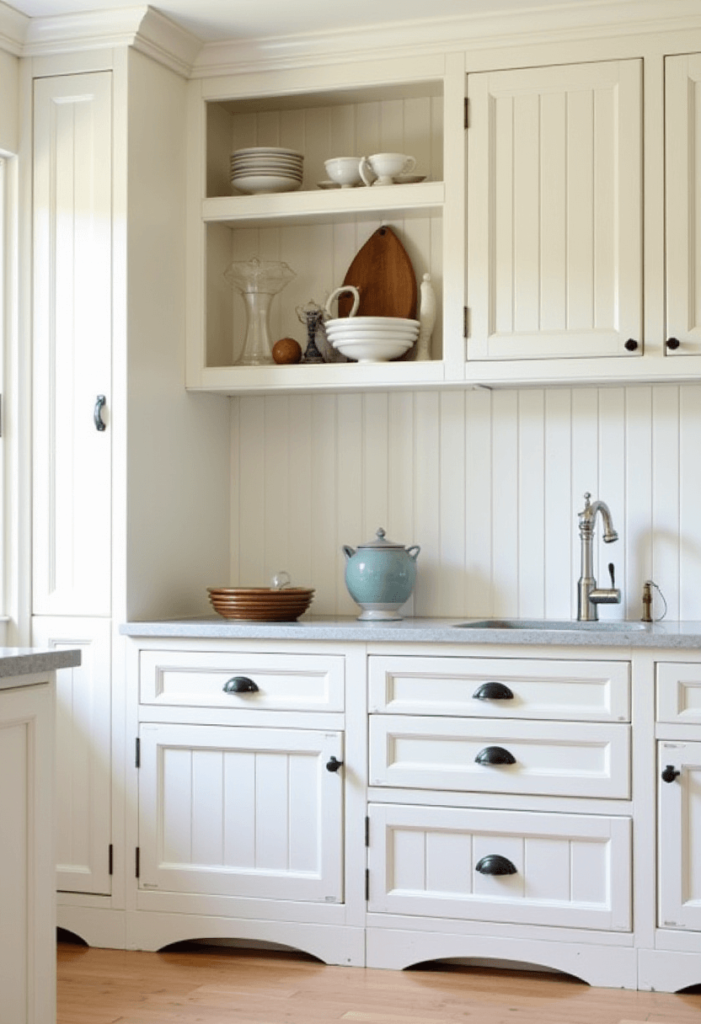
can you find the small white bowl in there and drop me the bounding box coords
[331,337,414,362]
[325,316,419,330]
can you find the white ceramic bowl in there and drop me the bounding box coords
[325,316,419,330]
[325,324,419,337]
[331,337,413,362]
[232,174,302,194]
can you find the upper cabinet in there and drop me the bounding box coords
[466,59,642,363]
[185,55,467,394]
[665,52,701,357]
[183,30,701,393]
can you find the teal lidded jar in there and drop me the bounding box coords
[342,528,421,621]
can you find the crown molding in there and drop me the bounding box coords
[191,0,701,77]
[0,0,29,56]
[22,4,201,76]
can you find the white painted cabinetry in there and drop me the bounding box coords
[31,73,114,899]
[365,653,637,987]
[467,60,642,363]
[0,678,56,1024]
[127,642,365,964]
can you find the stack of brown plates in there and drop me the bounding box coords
[207,586,314,621]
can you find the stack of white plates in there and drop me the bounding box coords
[230,146,304,194]
[324,316,420,363]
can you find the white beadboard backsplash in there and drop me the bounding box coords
[230,384,701,621]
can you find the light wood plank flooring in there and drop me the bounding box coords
[57,942,701,1024]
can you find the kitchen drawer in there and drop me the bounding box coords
[369,715,630,798]
[369,656,630,722]
[657,662,701,724]
[367,802,631,931]
[139,650,344,712]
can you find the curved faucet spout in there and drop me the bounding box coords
[577,493,621,620]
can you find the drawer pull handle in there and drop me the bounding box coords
[475,854,517,876]
[94,394,107,431]
[223,676,259,694]
[475,745,516,766]
[473,682,514,701]
[326,756,343,773]
[661,764,681,783]
[666,337,681,350]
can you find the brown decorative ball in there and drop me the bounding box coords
[272,337,302,364]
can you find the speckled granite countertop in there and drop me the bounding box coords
[121,616,701,649]
[0,647,81,689]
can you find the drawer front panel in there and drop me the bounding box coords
[368,803,631,931]
[140,650,344,712]
[370,716,630,798]
[138,723,344,902]
[369,656,630,722]
[657,663,701,724]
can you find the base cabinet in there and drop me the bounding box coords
[0,679,56,1024]
[121,637,701,992]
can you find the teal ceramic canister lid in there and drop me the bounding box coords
[357,528,405,549]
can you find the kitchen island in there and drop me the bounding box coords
[0,646,81,1024]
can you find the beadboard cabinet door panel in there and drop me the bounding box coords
[467,59,642,361]
[31,617,112,896]
[368,803,631,931]
[665,53,701,356]
[138,723,344,904]
[32,72,112,616]
[658,740,701,932]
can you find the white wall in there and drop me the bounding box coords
[230,383,701,622]
[0,47,18,155]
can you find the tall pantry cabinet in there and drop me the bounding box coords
[28,45,231,945]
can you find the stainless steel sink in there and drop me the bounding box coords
[452,618,648,632]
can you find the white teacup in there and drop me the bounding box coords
[324,157,362,188]
[360,152,416,187]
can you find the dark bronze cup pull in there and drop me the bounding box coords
[475,854,517,875]
[472,681,514,701]
[223,676,259,693]
[326,756,343,773]
[661,764,681,783]
[475,745,516,765]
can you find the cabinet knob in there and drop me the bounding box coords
[666,337,681,351]
[326,756,343,773]
[472,681,514,701]
[475,745,516,766]
[624,339,639,352]
[661,764,681,783]
[475,854,517,876]
[94,394,107,431]
[223,676,259,693]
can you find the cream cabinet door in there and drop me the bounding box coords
[31,617,112,896]
[665,53,701,356]
[138,723,344,903]
[658,740,701,931]
[32,72,112,616]
[467,59,642,361]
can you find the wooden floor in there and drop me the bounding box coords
[57,942,701,1024]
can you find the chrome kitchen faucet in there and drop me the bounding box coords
[577,493,621,621]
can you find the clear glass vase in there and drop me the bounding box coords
[224,257,296,365]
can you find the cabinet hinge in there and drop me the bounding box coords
[365,816,369,847]
[135,847,140,879]
[365,868,370,902]
[464,306,470,338]
[464,96,469,129]
[135,737,140,768]
[108,844,113,876]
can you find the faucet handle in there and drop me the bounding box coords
[608,562,616,587]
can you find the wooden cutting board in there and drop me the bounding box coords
[338,226,417,319]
